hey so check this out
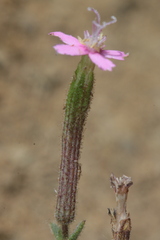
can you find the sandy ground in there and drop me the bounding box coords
[0,0,160,240]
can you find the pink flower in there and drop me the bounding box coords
[49,7,128,71]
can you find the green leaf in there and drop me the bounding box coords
[50,223,63,240]
[69,220,86,240]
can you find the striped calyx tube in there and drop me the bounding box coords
[55,55,95,238]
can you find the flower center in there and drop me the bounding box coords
[78,8,117,53]
[78,33,106,52]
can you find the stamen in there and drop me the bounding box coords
[84,30,90,39]
[98,36,106,46]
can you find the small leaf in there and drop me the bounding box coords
[50,223,63,240]
[69,220,86,240]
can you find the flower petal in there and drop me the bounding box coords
[89,52,115,71]
[49,32,80,45]
[54,44,88,56]
[102,50,129,60]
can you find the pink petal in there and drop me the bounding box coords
[54,44,88,56]
[102,50,129,60]
[49,31,80,45]
[89,53,115,71]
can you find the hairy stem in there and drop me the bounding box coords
[55,55,95,237]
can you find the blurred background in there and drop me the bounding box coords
[0,0,160,239]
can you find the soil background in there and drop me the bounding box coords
[0,0,160,240]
